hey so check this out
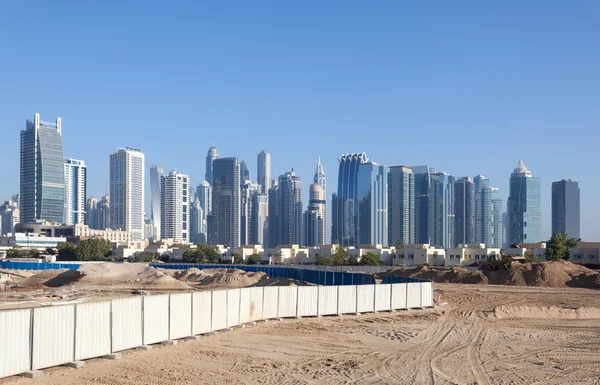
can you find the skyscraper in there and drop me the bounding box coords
[411,165,435,245]
[208,157,241,247]
[313,157,326,196]
[257,150,271,194]
[332,153,369,247]
[160,170,190,242]
[110,148,145,240]
[86,196,111,230]
[304,184,326,246]
[454,177,475,246]
[552,179,580,238]
[267,185,279,248]
[277,170,303,245]
[0,200,19,236]
[255,194,268,246]
[150,165,164,240]
[196,181,211,243]
[240,160,250,182]
[205,144,219,185]
[490,187,503,248]
[507,161,542,244]
[356,162,389,246]
[473,175,491,246]
[388,166,415,246]
[64,158,87,225]
[189,198,204,243]
[20,113,65,223]
[241,181,260,245]
[429,172,454,248]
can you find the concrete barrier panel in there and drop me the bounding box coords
[277,286,298,318]
[421,281,433,307]
[263,286,279,319]
[143,295,169,345]
[317,286,337,316]
[239,288,252,324]
[75,302,110,361]
[249,287,264,321]
[357,285,375,313]
[192,291,212,334]
[297,286,318,317]
[112,297,142,352]
[375,284,392,312]
[391,283,408,310]
[211,290,227,331]
[227,289,241,327]
[0,309,31,378]
[32,305,75,370]
[407,282,422,308]
[169,293,192,340]
[337,285,357,314]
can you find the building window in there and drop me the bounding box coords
[524,221,527,227]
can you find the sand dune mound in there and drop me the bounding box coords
[384,265,488,284]
[492,305,600,320]
[75,263,191,289]
[167,268,267,288]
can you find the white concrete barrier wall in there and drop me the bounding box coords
[211,290,227,331]
[226,289,241,327]
[406,282,422,308]
[391,283,408,310]
[0,309,31,378]
[75,302,111,361]
[249,287,264,321]
[317,286,337,316]
[375,284,392,312]
[277,286,298,318]
[262,286,279,319]
[169,293,192,340]
[357,285,375,313]
[422,282,433,307]
[338,285,357,314]
[111,297,142,352]
[239,288,252,324]
[32,306,75,370]
[297,286,318,317]
[192,292,212,334]
[143,295,169,345]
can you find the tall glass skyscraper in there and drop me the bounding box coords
[205,144,219,185]
[304,183,326,246]
[332,153,369,247]
[64,158,87,225]
[150,164,164,240]
[388,166,415,245]
[241,181,260,245]
[240,160,250,182]
[196,181,211,243]
[473,175,491,246]
[257,150,271,194]
[20,113,65,223]
[507,161,542,244]
[208,157,240,247]
[356,163,389,246]
[490,187,503,247]
[454,177,474,246]
[267,185,279,248]
[551,179,580,238]
[429,172,454,248]
[110,148,145,240]
[277,170,303,245]
[411,165,435,245]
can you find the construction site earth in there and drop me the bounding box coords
[1,260,599,384]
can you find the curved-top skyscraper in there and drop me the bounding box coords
[205,144,219,185]
[507,160,541,244]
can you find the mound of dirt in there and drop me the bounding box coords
[165,268,267,288]
[384,265,488,284]
[76,263,191,289]
[492,305,600,320]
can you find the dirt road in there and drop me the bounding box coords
[3,284,600,384]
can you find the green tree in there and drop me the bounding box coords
[6,246,27,259]
[45,247,57,256]
[233,254,244,264]
[56,242,78,261]
[76,238,112,261]
[332,244,348,265]
[360,252,383,266]
[271,249,283,265]
[183,243,220,264]
[395,240,405,249]
[134,251,157,263]
[546,232,580,261]
[316,255,334,266]
[247,254,262,265]
[348,255,359,266]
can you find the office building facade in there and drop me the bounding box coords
[109,148,145,240]
[150,164,164,240]
[304,184,326,246]
[160,170,190,242]
[473,175,491,246]
[277,170,303,245]
[490,187,503,248]
[551,179,580,238]
[241,181,260,245]
[208,157,241,247]
[429,172,454,248]
[412,165,435,245]
[257,150,271,194]
[20,113,65,223]
[64,158,87,225]
[454,177,475,246]
[388,166,415,246]
[205,145,219,185]
[507,161,542,244]
[356,163,389,246]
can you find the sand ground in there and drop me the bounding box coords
[3,283,600,385]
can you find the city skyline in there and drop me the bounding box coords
[2,3,599,240]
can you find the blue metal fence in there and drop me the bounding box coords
[0,261,82,271]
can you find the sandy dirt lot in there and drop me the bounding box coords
[3,283,600,385]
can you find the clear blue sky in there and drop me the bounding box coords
[1,1,599,240]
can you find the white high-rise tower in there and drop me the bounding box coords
[160,170,190,242]
[150,165,165,240]
[64,158,87,225]
[110,148,145,240]
[257,150,271,194]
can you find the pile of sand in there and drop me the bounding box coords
[76,263,191,289]
[384,260,600,288]
[492,305,600,320]
[384,265,488,284]
[166,268,267,288]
